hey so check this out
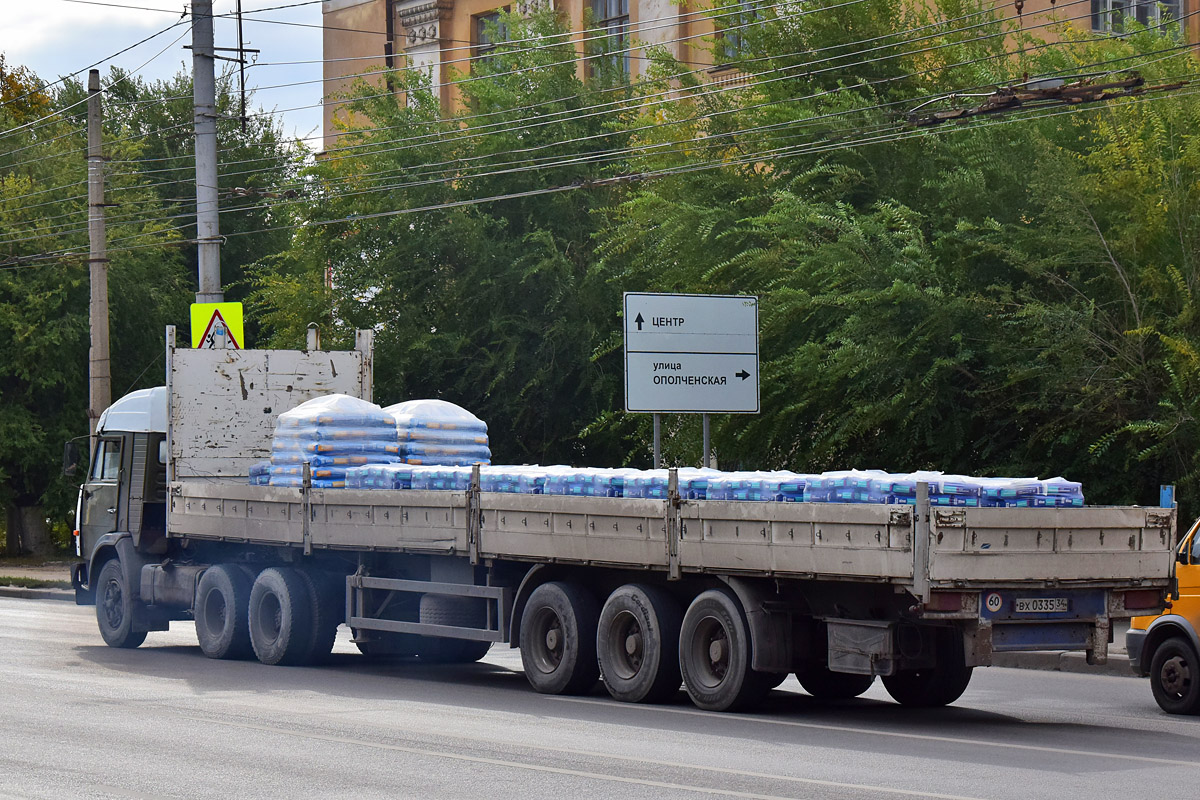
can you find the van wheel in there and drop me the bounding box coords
[248,567,314,666]
[195,565,253,659]
[96,559,146,649]
[679,588,764,712]
[597,584,682,703]
[520,582,599,694]
[1150,636,1200,715]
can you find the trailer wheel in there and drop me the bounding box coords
[96,558,146,649]
[519,581,599,694]
[881,628,972,707]
[195,565,253,660]
[248,567,314,666]
[597,584,683,703]
[299,570,341,665]
[1149,636,1200,715]
[796,664,875,699]
[679,588,764,712]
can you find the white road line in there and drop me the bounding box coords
[190,716,992,800]
[548,696,1199,769]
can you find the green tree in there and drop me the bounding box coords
[251,10,634,465]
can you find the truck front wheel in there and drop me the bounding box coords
[1150,636,1200,715]
[597,584,682,703]
[248,567,314,666]
[96,559,147,649]
[520,581,599,694]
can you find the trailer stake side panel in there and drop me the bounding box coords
[682,501,915,580]
[479,493,668,567]
[929,506,1176,586]
[167,480,1175,593]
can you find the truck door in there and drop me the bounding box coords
[1176,527,1200,632]
[79,437,124,554]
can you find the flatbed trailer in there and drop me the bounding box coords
[72,330,1177,712]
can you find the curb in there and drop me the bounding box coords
[992,650,1137,678]
[0,586,76,603]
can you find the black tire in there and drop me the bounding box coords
[95,558,147,649]
[881,628,973,707]
[298,570,341,665]
[248,567,315,666]
[597,584,683,703]
[1149,636,1200,715]
[519,581,600,694]
[796,663,875,699]
[416,594,492,663]
[679,588,762,712]
[195,565,253,660]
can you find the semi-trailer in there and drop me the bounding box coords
[72,329,1177,712]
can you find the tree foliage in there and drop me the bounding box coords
[0,58,300,552]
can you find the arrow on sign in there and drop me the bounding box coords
[735,370,750,380]
[634,313,645,331]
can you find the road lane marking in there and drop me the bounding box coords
[190,716,991,800]
[548,696,1200,769]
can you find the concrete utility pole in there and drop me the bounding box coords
[192,0,223,303]
[86,69,110,449]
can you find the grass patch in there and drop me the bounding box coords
[0,576,72,590]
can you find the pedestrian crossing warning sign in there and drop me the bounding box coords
[190,302,244,349]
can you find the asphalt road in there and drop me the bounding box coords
[1,596,1196,800]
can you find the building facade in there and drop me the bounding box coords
[320,0,1196,150]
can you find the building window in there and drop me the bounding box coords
[474,10,509,60]
[1092,0,1182,32]
[592,0,630,76]
[721,2,757,61]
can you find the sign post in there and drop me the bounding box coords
[623,293,759,466]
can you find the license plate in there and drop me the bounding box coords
[1015,597,1069,613]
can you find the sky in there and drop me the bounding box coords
[4,0,327,142]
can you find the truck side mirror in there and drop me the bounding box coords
[62,440,81,477]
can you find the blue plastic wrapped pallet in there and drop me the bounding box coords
[384,399,491,466]
[249,461,271,485]
[267,395,401,488]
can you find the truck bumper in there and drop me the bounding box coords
[1125,628,1147,675]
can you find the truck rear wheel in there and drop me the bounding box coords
[96,558,147,649]
[299,570,341,665]
[796,664,875,699]
[597,584,682,703]
[679,588,765,712]
[881,628,972,707]
[1149,636,1200,715]
[248,567,314,666]
[520,581,599,694]
[195,565,253,660]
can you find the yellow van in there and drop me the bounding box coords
[1127,518,1200,714]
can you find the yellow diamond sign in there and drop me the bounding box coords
[190,302,244,349]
